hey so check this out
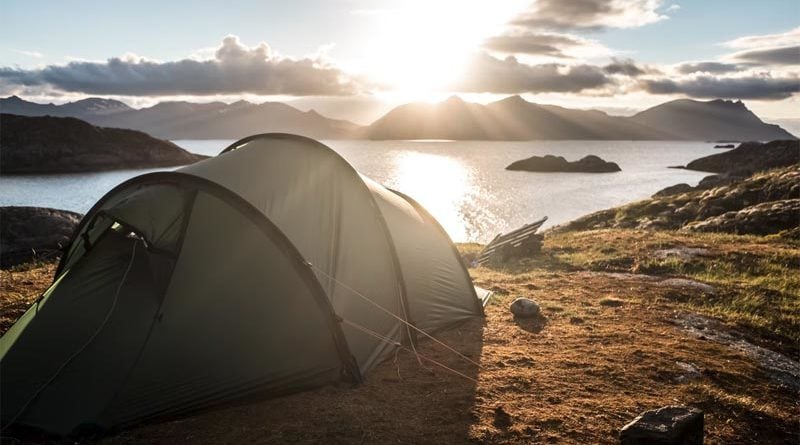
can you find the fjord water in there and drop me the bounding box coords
[0,140,718,243]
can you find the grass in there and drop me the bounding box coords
[461,228,800,354]
[1,228,797,443]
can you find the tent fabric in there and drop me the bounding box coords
[0,133,486,436]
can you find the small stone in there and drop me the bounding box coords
[510,298,540,318]
[619,406,703,445]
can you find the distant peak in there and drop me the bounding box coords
[443,95,465,104]
[496,95,529,106]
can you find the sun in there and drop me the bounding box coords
[360,0,527,102]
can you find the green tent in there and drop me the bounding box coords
[1,134,490,436]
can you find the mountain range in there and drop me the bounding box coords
[1,95,795,141]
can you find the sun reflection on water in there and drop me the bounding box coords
[386,151,476,241]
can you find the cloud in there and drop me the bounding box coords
[640,75,800,100]
[483,32,585,57]
[724,27,800,50]
[511,0,670,31]
[676,62,740,74]
[0,35,362,97]
[603,58,653,76]
[731,45,800,66]
[12,49,43,59]
[452,52,613,94]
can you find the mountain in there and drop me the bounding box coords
[629,99,796,141]
[3,95,796,141]
[365,96,797,141]
[0,96,361,140]
[0,114,207,174]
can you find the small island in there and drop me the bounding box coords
[0,114,208,174]
[506,154,621,173]
[713,144,736,149]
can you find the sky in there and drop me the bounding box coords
[1,0,799,123]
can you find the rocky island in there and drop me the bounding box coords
[506,154,621,173]
[0,114,208,174]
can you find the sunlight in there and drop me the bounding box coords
[387,150,474,241]
[362,0,527,102]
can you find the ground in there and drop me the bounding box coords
[1,229,798,444]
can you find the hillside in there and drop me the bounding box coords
[365,96,796,141]
[0,96,361,140]
[552,164,799,235]
[0,114,207,174]
[681,140,800,174]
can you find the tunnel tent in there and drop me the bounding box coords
[0,133,491,436]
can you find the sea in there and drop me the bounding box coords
[0,140,720,243]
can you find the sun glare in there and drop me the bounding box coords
[363,0,527,102]
[387,150,475,241]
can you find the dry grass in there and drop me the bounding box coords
[0,261,56,333]
[1,229,798,444]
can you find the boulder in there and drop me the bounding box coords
[506,154,621,173]
[510,298,540,318]
[619,406,703,445]
[652,183,694,198]
[0,206,82,268]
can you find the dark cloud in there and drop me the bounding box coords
[0,36,361,96]
[676,62,740,74]
[483,33,584,57]
[732,45,800,66]
[641,75,800,100]
[453,52,613,94]
[603,58,650,76]
[511,0,667,31]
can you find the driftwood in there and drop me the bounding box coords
[475,217,547,266]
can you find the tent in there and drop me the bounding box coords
[0,134,491,436]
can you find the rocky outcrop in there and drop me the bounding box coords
[0,114,208,174]
[683,140,799,174]
[652,183,694,198]
[683,199,800,235]
[619,406,703,445]
[0,207,82,268]
[554,165,800,236]
[507,154,621,173]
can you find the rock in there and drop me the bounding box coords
[0,113,208,174]
[657,278,716,294]
[682,199,800,236]
[619,406,703,445]
[553,163,799,236]
[510,298,540,318]
[685,140,799,174]
[653,248,711,261]
[652,183,695,198]
[506,154,621,173]
[0,207,83,268]
[674,361,702,382]
[696,174,735,190]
